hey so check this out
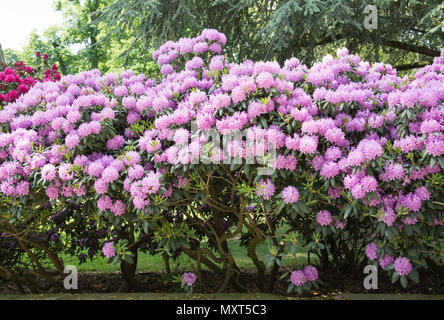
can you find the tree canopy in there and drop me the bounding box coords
[3,0,443,75]
[97,0,443,69]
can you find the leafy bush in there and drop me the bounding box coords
[0,30,442,293]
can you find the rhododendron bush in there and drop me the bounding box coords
[0,54,74,293]
[0,52,60,107]
[0,29,442,293]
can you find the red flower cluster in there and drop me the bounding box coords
[0,52,60,107]
[44,63,61,82]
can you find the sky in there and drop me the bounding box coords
[0,0,64,51]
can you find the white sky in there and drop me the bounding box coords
[0,0,64,51]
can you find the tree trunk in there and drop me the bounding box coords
[266,261,279,293]
[89,0,100,69]
[90,34,99,70]
[247,237,266,292]
[0,42,6,68]
[119,249,138,292]
[117,221,138,293]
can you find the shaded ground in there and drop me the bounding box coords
[1,292,443,300]
[0,292,287,300]
[0,268,442,298]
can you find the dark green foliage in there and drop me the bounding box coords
[98,0,443,68]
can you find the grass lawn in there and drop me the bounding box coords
[62,238,313,273]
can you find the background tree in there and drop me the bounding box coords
[55,0,113,71]
[52,0,156,74]
[98,0,443,70]
[2,48,21,65]
[20,27,80,75]
[18,0,115,74]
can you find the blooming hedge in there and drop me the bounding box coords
[0,29,443,293]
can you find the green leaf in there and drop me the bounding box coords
[264,201,271,212]
[259,117,268,129]
[400,276,408,288]
[343,205,352,219]
[299,202,310,214]
[265,256,275,268]
[391,272,399,284]
[279,271,289,280]
[277,201,286,214]
[244,164,250,177]
[438,157,444,170]
[430,157,436,168]
[384,264,394,271]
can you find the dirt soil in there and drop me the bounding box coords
[0,268,442,297]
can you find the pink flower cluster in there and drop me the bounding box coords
[290,265,319,287]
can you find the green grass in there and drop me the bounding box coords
[62,238,313,273]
